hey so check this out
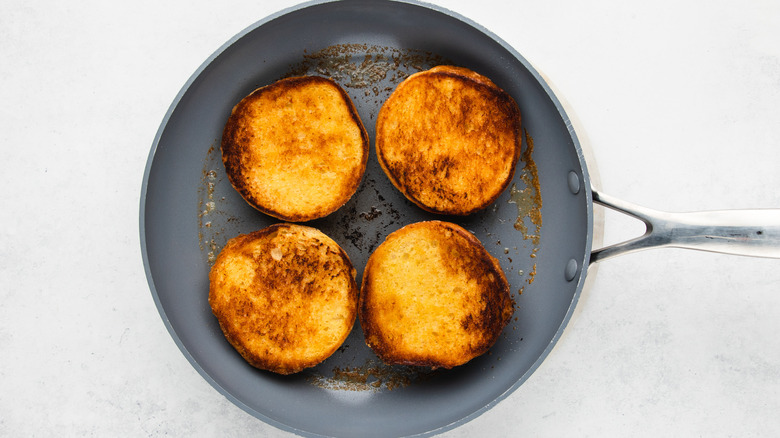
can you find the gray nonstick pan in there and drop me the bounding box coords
[139,1,780,437]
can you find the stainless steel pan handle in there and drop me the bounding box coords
[590,189,780,264]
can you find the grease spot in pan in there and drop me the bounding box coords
[508,130,542,294]
[287,44,450,101]
[198,143,240,264]
[306,358,438,392]
[509,130,542,244]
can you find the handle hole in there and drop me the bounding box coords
[597,205,649,249]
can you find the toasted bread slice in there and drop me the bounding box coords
[221,76,369,222]
[209,223,358,375]
[359,221,514,369]
[376,65,522,215]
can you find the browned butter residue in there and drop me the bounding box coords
[198,145,220,263]
[286,44,450,103]
[508,129,542,293]
[509,129,542,244]
[307,360,434,392]
[198,144,242,265]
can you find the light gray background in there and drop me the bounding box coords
[2,0,779,436]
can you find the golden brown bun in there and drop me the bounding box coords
[209,223,358,375]
[221,76,369,222]
[376,65,522,215]
[359,221,514,369]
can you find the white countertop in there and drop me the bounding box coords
[3,0,780,436]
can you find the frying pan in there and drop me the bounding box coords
[139,1,780,437]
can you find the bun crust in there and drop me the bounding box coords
[376,66,522,215]
[209,224,359,375]
[359,221,514,369]
[221,76,369,222]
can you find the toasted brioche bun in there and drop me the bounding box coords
[359,221,514,369]
[221,76,369,222]
[376,65,522,215]
[209,223,358,375]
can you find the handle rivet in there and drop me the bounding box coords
[568,171,581,194]
[565,258,578,281]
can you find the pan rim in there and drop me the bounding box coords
[139,0,595,436]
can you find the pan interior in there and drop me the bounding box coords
[141,1,592,437]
